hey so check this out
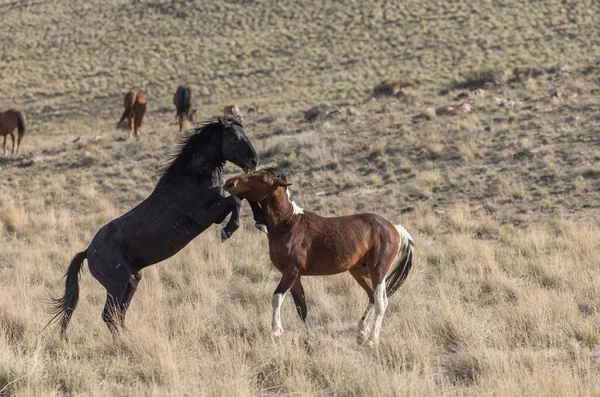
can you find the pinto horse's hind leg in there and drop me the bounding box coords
[290,277,308,325]
[364,241,398,346]
[349,266,375,344]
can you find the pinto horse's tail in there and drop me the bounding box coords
[386,225,414,298]
[45,250,88,340]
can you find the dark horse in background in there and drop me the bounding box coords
[0,109,26,155]
[49,116,266,339]
[173,85,197,132]
[116,90,146,138]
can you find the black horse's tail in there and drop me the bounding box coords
[47,250,87,339]
[386,225,414,298]
[15,111,26,138]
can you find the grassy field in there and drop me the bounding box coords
[1,0,600,395]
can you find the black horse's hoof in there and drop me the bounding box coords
[255,223,268,234]
[221,229,231,242]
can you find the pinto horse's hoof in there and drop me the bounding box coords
[255,223,268,234]
[221,229,231,242]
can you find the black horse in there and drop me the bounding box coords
[173,85,197,132]
[49,116,266,338]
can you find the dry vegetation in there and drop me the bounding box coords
[1,0,600,395]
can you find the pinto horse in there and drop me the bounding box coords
[116,90,146,138]
[48,116,266,339]
[224,168,414,345]
[0,109,26,155]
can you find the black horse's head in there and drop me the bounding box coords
[218,116,259,173]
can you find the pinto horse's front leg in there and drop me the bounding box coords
[213,195,242,242]
[271,268,300,339]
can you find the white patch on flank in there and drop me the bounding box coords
[286,188,304,215]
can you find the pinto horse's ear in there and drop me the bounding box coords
[276,179,292,187]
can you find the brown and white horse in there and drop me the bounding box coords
[116,90,146,138]
[224,168,414,345]
[0,109,26,155]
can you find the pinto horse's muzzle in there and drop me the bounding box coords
[223,179,237,194]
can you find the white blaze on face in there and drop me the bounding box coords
[286,188,304,215]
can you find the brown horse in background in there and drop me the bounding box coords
[0,109,26,155]
[116,90,146,138]
[173,85,196,132]
[224,168,414,345]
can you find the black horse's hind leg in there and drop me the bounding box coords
[249,201,268,234]
[102,294,124,334]
[88,248,134,334]
[120,271,142,327]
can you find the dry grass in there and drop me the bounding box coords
[0,0,600,395]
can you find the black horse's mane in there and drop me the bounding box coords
[156,116,242,188]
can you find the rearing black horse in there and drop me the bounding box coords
[49,116,265,338]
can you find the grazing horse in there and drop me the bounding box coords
[49,116,266,339]
[116,90,146,138]
[0,109,26,155]
[224,168,414,345]
[173,85,197,132]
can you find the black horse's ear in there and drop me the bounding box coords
[217,116,226,125]
[231,114,242,125]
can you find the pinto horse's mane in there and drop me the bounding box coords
[260,167,288,182]
[156,116,242,188]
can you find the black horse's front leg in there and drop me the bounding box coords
[249,200,268,234]
[213,196,242,242]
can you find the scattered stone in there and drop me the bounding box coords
[304,103,329,122]
[272,127,288,135]
[456,103,472,113]
[494,97,516,108]
[346,107,359,116]
[435,105,455,116]
[18,159,35,168]
[435,102,472,116]
[454,89,484,101]
[327,107,348,119]
[247,106,260,113]
[550,90,563,101]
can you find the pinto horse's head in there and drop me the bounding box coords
[219,116,259,173]
[224,167,291,202]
